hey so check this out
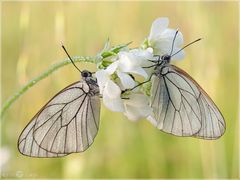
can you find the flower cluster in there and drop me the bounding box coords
[95,17,184,121]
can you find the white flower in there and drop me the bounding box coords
[95,48,154,120]
[95,17,187,121]
[95,62,117,95]
[96,68,152,120]
[96,60,136,93]
[148,17,185,60]
[95,67,124,112]
[123,94,152,121]
[102,79,125,112]
[96,47,155,110]
[117,48,154,79]
[96,62,135,112]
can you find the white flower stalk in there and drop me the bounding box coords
[95,63,133,112]
[96,68,153,120]
[95,48,155,120]
[148,17,185,60]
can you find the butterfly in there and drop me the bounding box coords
[18,46,100,157]
[147,31,226,139]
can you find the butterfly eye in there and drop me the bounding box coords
[81,71,91,78]
[161,54,171,62]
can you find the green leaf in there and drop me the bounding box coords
[101,51,116,58]
[102,60,113,67]
[111,41,132,53]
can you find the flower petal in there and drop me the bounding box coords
[104,80,121,98]
[117,49,154,79]
[161,28,184,46]
[117,71,136,89]
[103,80,124,112]
[171,48,185,60]
[103,94,124,112]
[147,18,185,60]
[123,94,152,121]
[151,32,185,60]
[118,51,136,70]
[106,61,119,75]
[130,48,154,66]
[95,70,109,94]
[149,17,169,42]
[126,67,149,79]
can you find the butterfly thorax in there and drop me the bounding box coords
[81,70,99,96]
[154,54,171,75]
[87,81,99,96]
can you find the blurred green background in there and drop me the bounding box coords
[1,1,238,179]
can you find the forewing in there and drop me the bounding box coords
[172,65,225,139]
[149,65,202,137]
[18,81,100,157]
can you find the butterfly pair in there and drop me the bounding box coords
[18,38,226,158]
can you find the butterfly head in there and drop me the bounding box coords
[161,54,171,64]
[153,54,171,69]
[81,70,92,80]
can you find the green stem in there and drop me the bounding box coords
[0,56,97,117]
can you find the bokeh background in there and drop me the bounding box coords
[1,1,238,179]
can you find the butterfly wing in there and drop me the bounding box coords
[172,65,225,139]
[18,81,100,157]
[148,65,225,139]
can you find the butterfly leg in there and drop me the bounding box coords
[121,73,156,94]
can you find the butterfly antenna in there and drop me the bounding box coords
[171,38,202,57]
[169,29,179,56]
[61,44,82,73]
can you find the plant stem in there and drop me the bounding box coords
[0,56,96,118]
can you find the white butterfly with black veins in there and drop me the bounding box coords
[148,32,226,139]
[18,46,100,157]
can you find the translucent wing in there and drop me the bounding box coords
[18,81,100,157]
[148,65,225,139]
[172,65,225,139]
